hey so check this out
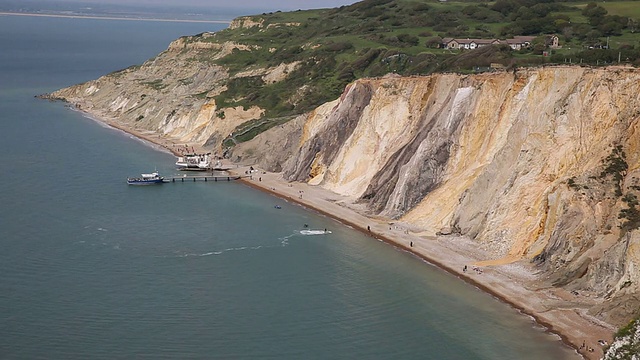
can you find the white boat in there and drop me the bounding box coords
[175,153,212,171]
[300,229,331,235]
[127,171,164,185]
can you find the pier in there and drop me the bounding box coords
[165,174,247,183]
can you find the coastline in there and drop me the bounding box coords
[80,109,614,360]
[234,167,613,360]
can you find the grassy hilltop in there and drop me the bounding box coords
[179,0,640,145]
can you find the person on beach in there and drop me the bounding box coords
[367,225,371,231]
[410,241,413,247]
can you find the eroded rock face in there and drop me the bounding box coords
[274,67,640,325]
[283,81,374,184]
[46,36,293,155]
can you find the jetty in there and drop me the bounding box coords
[165,174,247,183]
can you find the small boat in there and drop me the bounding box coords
[300,229,331,235]
[127,171,164,185]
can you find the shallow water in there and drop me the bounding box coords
[0,14,579,360]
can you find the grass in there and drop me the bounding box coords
[141,79,167,91]
[610,33,640,48]
[591,1,640,18]
[554,9,589,24]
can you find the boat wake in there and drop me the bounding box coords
[279,233,296,246]
[170,230,330,258]
[176,245,265,257]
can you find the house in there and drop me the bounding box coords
[547,34,561,49]
[442,38,501,50]
[476,39,502,48]
[442,36,539,51]
[505,36,536,50]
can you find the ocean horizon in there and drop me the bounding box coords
[0,13,579,359]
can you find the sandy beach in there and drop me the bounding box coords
[94,113,614,359]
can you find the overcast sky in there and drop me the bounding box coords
[54,0,360,12]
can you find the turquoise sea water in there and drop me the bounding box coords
[0,15,579,359]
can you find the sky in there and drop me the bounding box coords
[0,0,362,21]
[45,0,360,12]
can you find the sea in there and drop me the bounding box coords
[0,14,580,360]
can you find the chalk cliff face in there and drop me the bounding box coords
[49,42,640,327]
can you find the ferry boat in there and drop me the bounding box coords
[127,171,164,185]
[175,153,211,171]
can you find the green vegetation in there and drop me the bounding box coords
[607,315,640,360]
[141,79,167,91]
[188,0,640,146]
[619,193,640,232]
[567,176,579,189]
[233,116,292,143]
[596,1,640,19]
[616,314,640,338]
[595,144,640,233]
[601,145,628,197]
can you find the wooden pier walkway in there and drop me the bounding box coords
[164,174,247,183]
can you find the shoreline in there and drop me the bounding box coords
[74,108,614,360]
[235,169,612,360]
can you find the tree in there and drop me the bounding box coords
[397,33,420,46]
[599,20,623,37]
[491,0,518,16]
[511,6,535,21]
[425,36,443,49]
[629,18,639,33]
[531,3,551,18]
[571,23,594,41]
[562,26,573,42]
[586,29,603,43]
[582,4,608,26]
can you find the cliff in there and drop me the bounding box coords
[278,66,640,328]
[47,42,640,330]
